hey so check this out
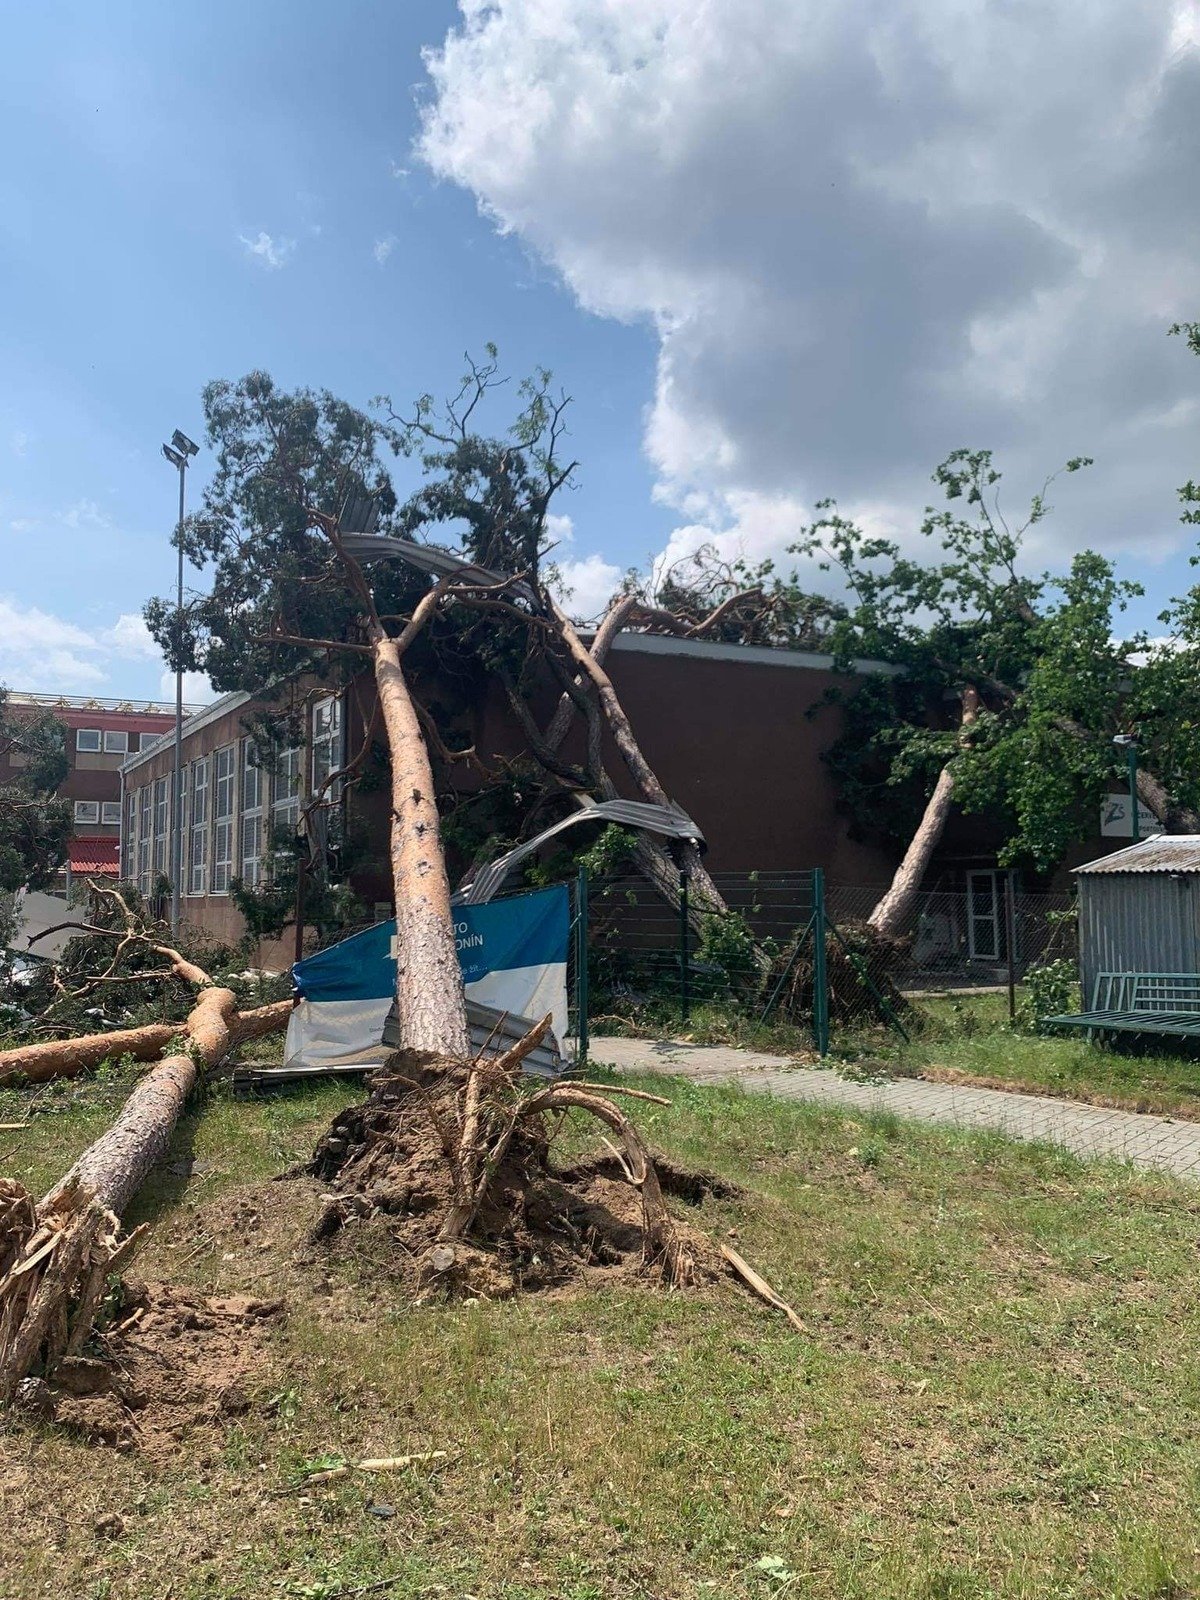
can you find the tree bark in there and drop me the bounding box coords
[868,686,980,940]
[0,984,262,1400]
[0,1000,291,1087]
[549,600,731,921]
[373,635,470,1059]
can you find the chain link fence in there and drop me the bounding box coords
[578,867,1078,1048]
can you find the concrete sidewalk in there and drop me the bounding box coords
[589,1036,1200,1179]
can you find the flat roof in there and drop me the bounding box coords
[605,631,900,676]
[6,690,200,715]
[121,690,253,775]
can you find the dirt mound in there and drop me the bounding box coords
[305,1059,724,1300]
[16,1282,282,1461]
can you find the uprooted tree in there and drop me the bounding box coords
[0,361,727,1403]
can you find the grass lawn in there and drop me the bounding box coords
[4,1061,1200,1599]
[877,992,1200,1120]
[603,989,1200,1120]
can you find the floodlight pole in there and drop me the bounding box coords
[170,454,186,937]
[162,430,199,938]
[1114,733,1140,846]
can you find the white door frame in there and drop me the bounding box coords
[967,870,1001,961]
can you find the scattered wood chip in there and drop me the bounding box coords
[302,1450,448,1487]
[721,1244,805,1335]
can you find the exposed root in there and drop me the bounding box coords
[306,1020,713,1298]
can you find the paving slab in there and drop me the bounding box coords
[589,1036,1200,1180]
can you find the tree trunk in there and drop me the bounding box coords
[0,1000,290,1088]
[550,600,732,923]
[373,635,470,1059]
[1135,767,1200,834]
[868,687,980,940]
[0,984,258,1400]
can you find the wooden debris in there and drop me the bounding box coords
[302,1450,448,1486]
[721,1243,805,1334]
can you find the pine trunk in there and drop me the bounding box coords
[372,636,470,1060]
[868,687,980,940]
[0,1000,290,1088]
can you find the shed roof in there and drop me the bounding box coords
[1075,835,1200,875]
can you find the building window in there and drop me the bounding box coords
[137,787,152,895]
[123,790,137,879]
[211,745,236,893]
[101,800,122,825]
[270,746,301,843]
[76,729,102,753]
[240,740,263,887]
[73,800,100,825]
[189,757,209,896]
[311,695,343,799]
[153,777,170,876]
[967,870,1003,962]
[103,730,128,754]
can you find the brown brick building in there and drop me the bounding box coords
[120,636,907,959]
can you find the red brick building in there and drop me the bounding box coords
[0,692,194,887]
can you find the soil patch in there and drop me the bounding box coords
[306,1062,727,1300]
[16,1282,282,1462]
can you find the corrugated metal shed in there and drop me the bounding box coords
[1076,836,1200,874]
[1073,836,1200,1003]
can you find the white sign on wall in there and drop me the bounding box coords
[1100,793,1163,839]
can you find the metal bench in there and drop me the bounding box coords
[1044,972,1200,1038]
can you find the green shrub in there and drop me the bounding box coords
[1018,958,1078,1033]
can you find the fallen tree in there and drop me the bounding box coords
[1,371,710,1406]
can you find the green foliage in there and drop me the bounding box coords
[0,690,70,942]
[696,908,764,980]
[1018,959,1080,1034]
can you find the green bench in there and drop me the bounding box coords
[1044,972,1200,1039]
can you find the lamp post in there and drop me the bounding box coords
[161,428,199,936]
[1113,733,1140,845]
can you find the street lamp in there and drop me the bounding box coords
[1113,733,1140,845]
[161,429,199,937]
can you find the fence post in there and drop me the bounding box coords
[1005,870,1017,1023]
[679,868,690,1025]
[576,864,589,1068]
[812,867,830,1056]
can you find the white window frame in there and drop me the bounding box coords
[211,744,236,894]
[137,787,152,894]
[103,730,128,754]
[239,739,263,888]
[75,728,102,753]
[101,800,122,825]
[73,800,100,825]
[189,757,209,897]
[967,870,1002,962]
[270,745,301,859]
[311,694,343,800]
[152,776,170,876]
[123,789,137,879]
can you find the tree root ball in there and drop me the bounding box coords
[305,1052,721,1300]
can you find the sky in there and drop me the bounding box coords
[2,1,1199,704]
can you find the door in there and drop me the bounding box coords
[967,871,1001,961]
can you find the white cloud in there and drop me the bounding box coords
[0,597,209,699]
[544,511,575,547]
[60,498,110,530]
[0,597,111,691]
[373,234,398,267]
[238,230,296,270]
[103,612,161,660]
[549,552,623,621]
[159,667,216,706]
[421,1,1200,581]
[8,518,34,533]
[10,430,28,458]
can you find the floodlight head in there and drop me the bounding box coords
[338,485,381,536]
[1113,732,1137,748]
[171,429,199,457]
[161,443,185,468]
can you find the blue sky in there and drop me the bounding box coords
[2,1,1199,701]
[0,0,669,700]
